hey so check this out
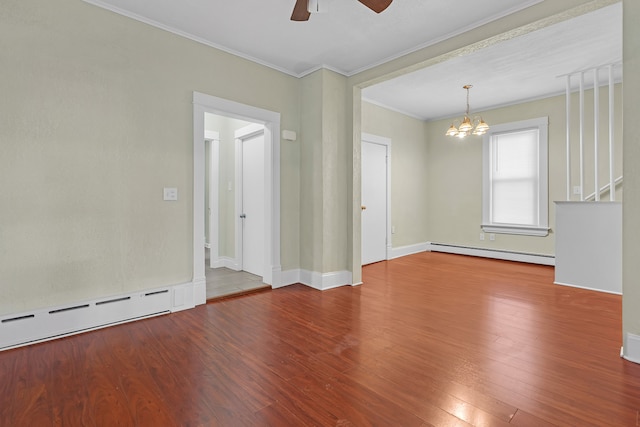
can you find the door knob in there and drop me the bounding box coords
[361,205,367,210]
[240,213,246,218]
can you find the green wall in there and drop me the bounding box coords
[0,0,301,315]
[361,102,429,249]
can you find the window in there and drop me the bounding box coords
[482,117,549,236]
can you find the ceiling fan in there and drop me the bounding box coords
[291,0,393,21]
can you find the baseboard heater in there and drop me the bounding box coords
[0,288,171,351]
[429,243,555,266]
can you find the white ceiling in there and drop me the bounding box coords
[362,3,622,121]
[84,0,622,122]
[84,0,543,77]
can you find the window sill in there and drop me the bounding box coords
[481,224,549,237]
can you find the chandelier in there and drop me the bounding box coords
[445,85,489,138]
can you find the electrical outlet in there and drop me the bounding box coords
[573,186,581,195]
[479,232,485,241]
[391,226,396,234]
[489,233,495,241]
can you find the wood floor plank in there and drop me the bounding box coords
[287,370,425,427]
[253,402,311,427]
[510,408,558,427]
[14,384,54,427]
[127,320,226,426]
[102,328,181,426]
[47,336,96,426]
[343,365,492,426]
[344,364,515,426]
[2,252,640,426]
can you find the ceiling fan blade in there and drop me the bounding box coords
[291,0,311,21]
[358,0,393,13]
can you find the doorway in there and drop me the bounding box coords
[361,133,391,265]
[202,119,267,299]
[192,92,282,305]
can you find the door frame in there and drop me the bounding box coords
[361,133,392,263]
[234,123,266,276]
[193,92,281,305]
[205,130,220,268]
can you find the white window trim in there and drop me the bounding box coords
[482,117,549,237]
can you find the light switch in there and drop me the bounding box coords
[163,187,178,201]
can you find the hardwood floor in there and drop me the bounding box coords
[1,252,639,426]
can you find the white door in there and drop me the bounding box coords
[240,131,265,277]
[362,139,389,265]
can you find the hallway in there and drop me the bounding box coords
[205,249,270,300]
[205,266,269,299]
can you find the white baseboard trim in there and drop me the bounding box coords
[554,280,622,295]
[622,333,640,364]
[269,266,281,289]
[277,269,353,291]
[429,243,555,266]
[389,242,430,259]
[193,276,207,306]
[276,269,301,288]
[210,256,240,270]
[0,281,196,351]
[312,270,353,290]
